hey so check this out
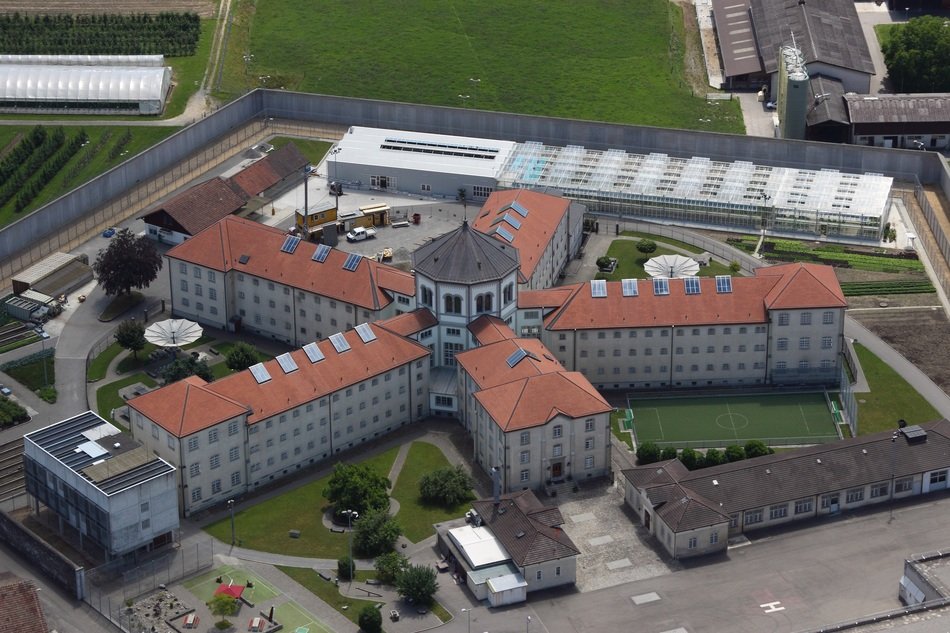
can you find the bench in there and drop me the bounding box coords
[318,571,333,581]
[209,347,220,356]
[330,527,345,533]
[288,529,301,538]
[391,220,410,228]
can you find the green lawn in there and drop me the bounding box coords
[183,564,280,605]
[115,343,160,374]
[163,20,217,119]
[95,372,158,422]
[3,354,55,391]
[276,566,381,626]
[611,410,634,450]
[853,343,940,435]
[619,231,706,254]
[87,342,123,382]
[391,442,473,543]
[204,446,399,557]
[219,0,743,132]
[269,137,333,165]
[596,239,733,281]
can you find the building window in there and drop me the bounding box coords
[179,262,187,274]
[475,293,494,313]
[141,502,149,513]
[208,429,218,443]
[503,283,514,305]
[212,479,222,494]
[520,469,529,482]
[556,566,561,576]
[536,570,542,581]
[729,514,739,529]
[443,342,464,366]
[794,498,813,514]
[871,482,889,498]
[799,337,810,350]
[585,418,595,432]
[520,431,530,446]
[444,294,462,314]
[553,425,562,438]
[800,312,812,326]
[421,287,434,307]
[584,455,594,469]
[846,488,864,503]
[231,472,242,486]
[520,450,530,464]
[473,185,493,198]
[823,311,834,325]
[769,504,787,520]
[584,438,594,450]
[895,477,913,493]
[709,531,718,544]
[189,463,200,477]
[777,338,788,351]
[191,488,202,502]
[688,537,697,549]
[930,470,947,485]
[188,436,199,451]
[777,313,789,326]
[434,395,454,407]
[229,446,240,462]
[446,327,461,337]
[210,454,220,469]
[553,444,562,457]
[820,493,839,509]
[744,509,763,525]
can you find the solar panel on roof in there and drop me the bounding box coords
[342,253,362,271]
[281,235,302,254]
[495,226,514,243]
[509,201,529,217]
[355,323,377,343]
[238,254,250,265]
[715,275,733,293]
[312,244,331,262]
[276,352,298,374]
[506,348,527,368]
[621,278,639,297]
[302,342,325,363]
[329,332,351,353]
[684,277,701,295]
[249,363,271,384]
[590,279,607,298]
[653,277,670,296]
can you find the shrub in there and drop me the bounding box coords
[374,551,408,584]
[225,342,259,372]
[214,620,231,631]
[636,239,657,254]
[724,445,746,462]
[358,604,383,633]
[396,564,438,606]
[418,465,474,508]
[595,256,612,270]
[744,440,772,459]
[660,446,678,461]
[703,448,725,467]
[337,556,354,581]
[679,447,702,470]
[635,441,661,464]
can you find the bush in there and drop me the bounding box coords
[636,239,657,254]
[744,440,773,459]
[208,594,239,617]
[635,441,661,464]
[225,342,259,372]
[703,448,725,467]
[358,604,383,633]
[660,446,678,461]
[418,465,474,508]
[0,396,29,427]
[679,447,702,470]
[353,507,401,557]
[374,551,408,584]
[36,386,57,404]
[595,256,612,270]
[396,564,438,606]
[214,620,231,631]
[338,556,354,581]
[324,462,391,518]
[724,445,746,462]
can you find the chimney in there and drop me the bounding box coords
[491,466,501,505]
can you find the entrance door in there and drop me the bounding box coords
[644,512,651,530]
[551,462,563,479]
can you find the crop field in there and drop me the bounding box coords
[218,0,743,132]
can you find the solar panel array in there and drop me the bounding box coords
[506,347,527,368]
[312,244,331,263]
[275,352,298,374]
[684,277,701,295]
[355,323,377,343]
[329,332,351,353]
[249,363,271,384]
[653,277,670,296]
[621,278,639,297]
[281,235,302,254]
[302,342,325,363]
[342,253,362,271]
[590,279,607,298]
[509,201,529,217]
[715,275,733,293]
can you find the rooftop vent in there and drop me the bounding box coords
[712,479,718,486]
[516,531,526,539]
[765,469,771,474]
[816,458,822,464]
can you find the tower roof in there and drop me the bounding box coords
[412,221,519,284]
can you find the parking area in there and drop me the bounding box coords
[557,478,679,592]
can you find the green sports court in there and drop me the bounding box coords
[182,565,279,604]
[626,392,842,447]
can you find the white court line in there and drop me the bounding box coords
[799,403,812,434]
[725,402,739,442]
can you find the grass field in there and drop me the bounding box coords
[276,567,381,626]
[853,343,940,435]
[596,239,734,280]
[183,564,280,605]
[629,392,840,447]
[95,372,157,423]
[220,0,742,132]
[269,137,333,165]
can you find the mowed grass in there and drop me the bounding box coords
[95,372,157,423]
[277,566,381,626]
[391,441,473,543]
[269,137,333,165]
[630,392,839,446]
[87,342,123,382]
[203,446,399,558]
[222,0,743,132]
[183,564,280,604]
[596,239,734,280]
[853,343,940,435]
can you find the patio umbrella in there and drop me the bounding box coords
[644,254,700,279]
[144,318,203,348]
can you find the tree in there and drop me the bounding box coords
[323,462,390,518]
[724,444,746,463]
[418,465,474,508]
[162,355,213,385]
[374,551,408,585]
[660,446,678,461]
[225,342,258,372]
[208,594,239,627]
[596,256,612,270]
[114,319,146,358]
[881,16,950,94]
[636,441,661,464]
[358,604,382,633]
[679,447,702,470]
[636,239,657,254]
[744,440,773,459]
[353,507,401,557]
[337,555,354,581]
[729,260,742,274]
[396,564,438,606]
[457,187,468,214]
[92,228,162,296]
[703,448,725,467]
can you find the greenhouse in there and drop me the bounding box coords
[0,65,171,114]
[0,54,165,67]
[496,142,893,239]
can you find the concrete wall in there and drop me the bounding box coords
[0,508,83,599]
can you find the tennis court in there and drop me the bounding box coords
[627,392,841,447]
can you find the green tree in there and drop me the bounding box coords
[114,319,146,358]
[323,462,390,518]
[208,594,239,625]
[729,260,742,274]
[660,446,678,461]
[92,228,162,296]
[744,440,773,459]
[374,551,408,584]
[162,355,213,385]
[679,447,702,470]
[337,555,354,581]
[225,342,258,372]
[396,564,438,607]
[881,16,950,94]
[358,604,383,633]
[636,239,657,254]
[353,507,401,557]
[418,465,474,508]
[724,444,746,463]
[703,448,725,467]
[596,256,612,270]
[636,441,661,464]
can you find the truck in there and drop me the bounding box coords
[346,226,377,242]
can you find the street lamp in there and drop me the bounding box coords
[461,608,472,633]
[469,78,480,108]
[458,94,470,107]
[526,615,532,633]
[227,499,235,545]
[889,426,902,521]
[759,193,772,231]
[342,509,359,581]
[329,147,343,207]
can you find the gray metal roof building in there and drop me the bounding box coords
[412,221,520,284]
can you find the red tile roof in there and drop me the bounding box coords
[467,315,517,346]
[0,573,50,633]
[143,177,248,236]
[456,337,563,390]
[375,308,438,337]
[756,262,847,309]
[166,216,414,310]
[517,287,574,310]
[473,371,610,432]
[472,190,571,283]
[128,376,249,438]
[230,143,308,197]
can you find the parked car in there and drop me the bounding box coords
[346,226,377,242]
[102,227,117,238]
[0,385,11,397]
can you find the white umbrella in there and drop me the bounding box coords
[145,319,203,348]
[644,254,700,279]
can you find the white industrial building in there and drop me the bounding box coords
[0,61,172,114]
[23,412,179,561]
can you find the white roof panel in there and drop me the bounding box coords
[0,65,170,102]
[0,54,164,67]
[448,525,510,568]
[487,573,528,592]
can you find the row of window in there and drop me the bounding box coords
[520,420,595,445]
[573,325,770,341]
[190,471,242,501]
[179,263,216,283]
[179,298,218,315]
[686,532,719,549]
[520,456,595,480]
[776,311,835,326]
[179,280,218,300]
[776,337,834,351]
[578,343,768,358]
